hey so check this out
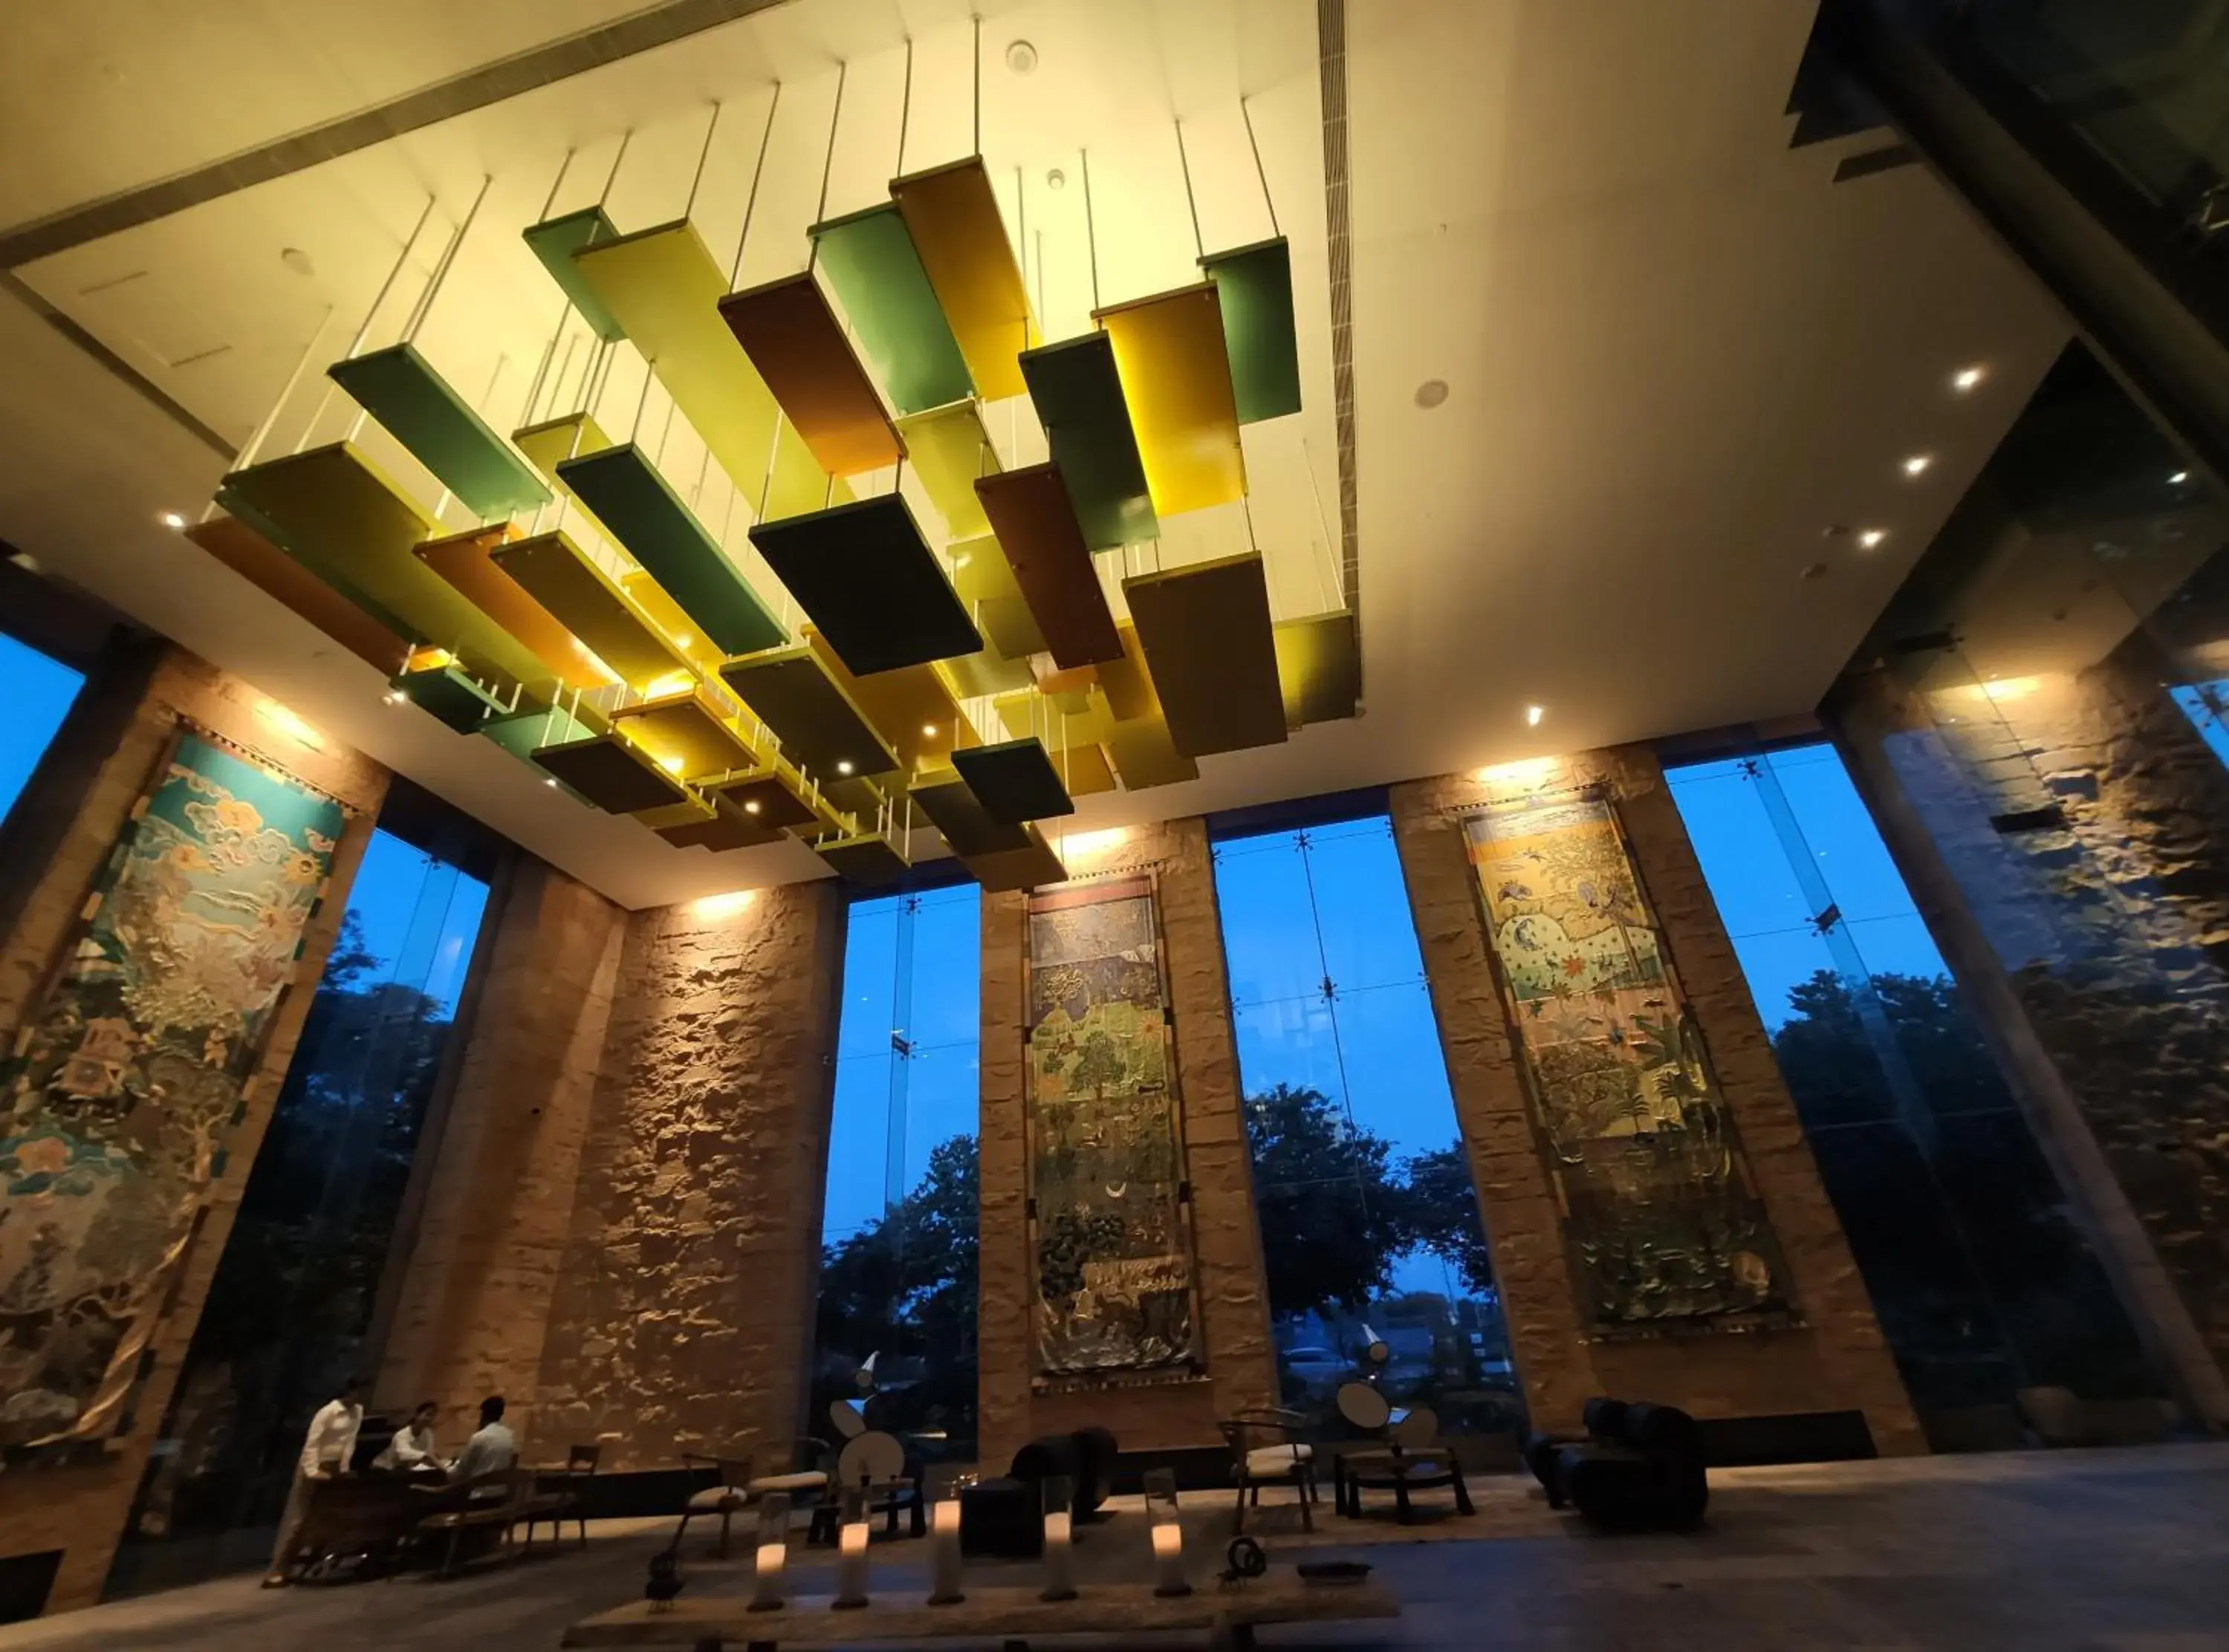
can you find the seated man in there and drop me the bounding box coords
[448,1395,518,1492]
[373,1400,446,1474]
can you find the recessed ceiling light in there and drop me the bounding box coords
[1951,365,1985,394]
[922,723,938,736]
[837,760,855,775]
[1858,529,1887,549]
[658,755,684,774]
[545,776,559,787]
[1800,561,1829,582]
[672,633,693,649]
[744,799,762,814]
[1525,704,1544,726]
[383,690,405,705]
[1414,378,1450,410]
[1006,39,1038,74]
[1046,168,1065,192]
[160,511,186,530]
[1902,453,1933,477]
[280,246,316,278]
[2169,470,2190,485]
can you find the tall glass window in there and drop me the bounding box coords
[110,829,489,1595]
[1213,814,1520,1439]
[1668,743,2157,1423]
[811,883,982,1466]
[0,629,85,826]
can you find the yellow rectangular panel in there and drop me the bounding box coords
[610,683,762,779]
[632,798,716,831]
[895,400,997,539]
[515,411,618,546]
[891,157,1034,402]
[950,533,1044,659]
[993,686,1112,748]
[1106,714,1198,790]
[816,832,910,885]
[1047,741,1115,798]
[491,530,694,692]
[962,822,1067,892]
[1274,610,1361,727]
[620,572,728,672]
[661,793,786,851]
[414,524,613,692]
[1094,283,1246,516]
[941,643,1034,700]
[1095,620,1160,722]
[805,627,972,773]
[570,219,849,523]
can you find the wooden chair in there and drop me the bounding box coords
[675,1440,831,1558]
[1219,1408,1320,1534]
[676,1454,757,1559]
[413,1469,552,1578]
[525,1443,600,1549]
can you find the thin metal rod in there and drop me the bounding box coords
[630,357,654,443]
[1241,99,1279,238]
[296,383,339,455]
[655,390,678,466]
[809,62,848,276]
[245,305,334,470]
[600,131,633,208]
[1173,121,1204,261]
[731,82,782,290]
[1016,166,1031,348]
[973,15,983,155]
[540,148,576,222]
[524,304,570,425]
[1034,227,1045,331]
[405,173,492,345]
[898,38,914,175]
[347,194,437,359]
[759,416,784,519]
[478,352,507,414]
[684,102,723,221]
[1081,150,1101,313]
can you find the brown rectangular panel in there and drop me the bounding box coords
[718,273,904,476]
[973,464,1122,669]
[187,515,409,675]
[965,822,1068,892]
[1122,552,1288,758]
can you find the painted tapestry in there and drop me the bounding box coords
[1464,797,1788,1327]
[0,731,341,1446]
[1025,876,1199,1374]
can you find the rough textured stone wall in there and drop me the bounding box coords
[373,857,627,1441]
[1827,653,2229,1425]
[1389,751,1924,1453]
[977,819,1278,1468]
[528,882,847,1471]
[0,647,386,1613]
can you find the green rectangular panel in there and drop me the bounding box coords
[811,202,974,415]
[484,700,602,764]
[392,663,508,732]
[532,733,690,814]
[1019,333,1157,551]
[557,443,785,657]
[816,832,911,885]
[952,738,1075,823]
[748,494,981,677]
[718,646,900,779]
[326,342,551,518]
[1200,237,1302,425]
[523,206,626,342]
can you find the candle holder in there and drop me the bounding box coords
[1038,1474,1077,1602]
[832,1485,871,1610]
[1144,1468,1189,1598]
[927,1486,967,1605]
[747,1492,790,1613]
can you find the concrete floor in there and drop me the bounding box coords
[7,1446,2228,1650]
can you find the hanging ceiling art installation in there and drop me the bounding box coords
[1025,876,1201,1375]
[178,32,1349,894]
[0,731,345,1446]
[1463,796,1791,1328]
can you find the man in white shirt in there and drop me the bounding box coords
[448,1394,518,1492]
[372,1401,445,1473]
[264,1376,365,1586]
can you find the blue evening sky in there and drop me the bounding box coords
[333,828,489,1018]
[0,631,84,826]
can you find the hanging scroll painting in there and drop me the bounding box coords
[0,729,343,1445]
[1463,795,1790,1328]
[1025,874,1201,1375]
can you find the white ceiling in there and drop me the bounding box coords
[0,0,2071,908]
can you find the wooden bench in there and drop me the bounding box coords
[413,1469,568,1577]
[561,1569,1398,1651]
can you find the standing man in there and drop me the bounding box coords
[263,1375,366,1587]
[447,1394,517,1492]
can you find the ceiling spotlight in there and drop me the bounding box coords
[743,799,762,814]
[1902,453,1933,477]
[1858,529,1887,550]
[1414,378,1450,410]
[837,760,855,775]
[1006,39,1038,74]
[672,633,693,649]
[2169,470,2190,485]
[1951,365,1985,394]
[160,511,186,530]
[922,723,938,736]
[1525,704,1544,726]
[1047,168,1066,192]
[545,776,559,787]
[383,690,405,706]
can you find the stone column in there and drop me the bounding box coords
[530,882,848,1470]
[0,648,386,1611]
[977,819,1278,1467]
[1389,751,1923,1454]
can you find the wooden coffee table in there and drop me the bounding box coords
[1333,1447,1474,1523]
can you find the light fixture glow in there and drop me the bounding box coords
[1063,827,1130,859]
[1858,529,1887,550]
[837,761,854,775]
[254,698,325,750]
[1525,704,1544,727]
[1976,676,2040,703]
[1902,453,1933,477]
[657,755,685,774]
[545,776,559,787]
[1474,757,1558,788]
[744,799,762,814]
[1951,365,1985,394]
[160,511,186,530]
[921,723,938,737]
[2170,470,2190,485]
[692,890,756,919]
[383,690,406,706]
[672,633,694,649]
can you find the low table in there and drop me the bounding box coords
[561,1570,1398,1651]
[1334,1448,1474,1523]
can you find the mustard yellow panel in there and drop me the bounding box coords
[896,400,997,540]
[610,683,762,780]
[1094,282,1246,516]
[514,411,618,546]
[891,158,1033,402]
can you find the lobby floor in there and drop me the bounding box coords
[6,1445,2226,1650]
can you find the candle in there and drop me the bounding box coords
[747,1492,791,1613]
[833,1518,870,1610]
[1039,1509,1076,1601]
[1150,1517,1187,1596]
[927,1497,965,1605]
